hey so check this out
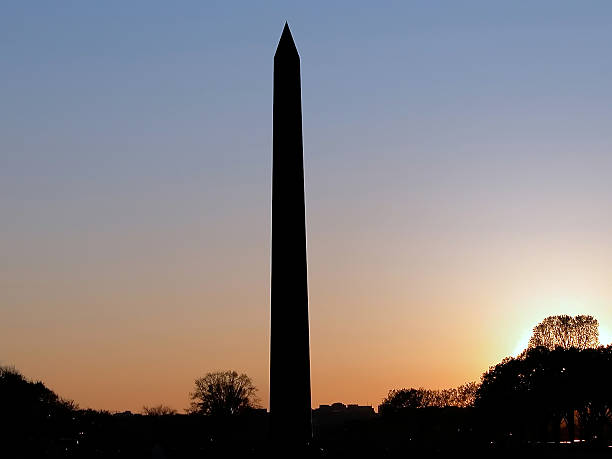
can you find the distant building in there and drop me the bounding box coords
[312,402,376,425]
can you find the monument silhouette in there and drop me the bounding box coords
[269,23,313,451]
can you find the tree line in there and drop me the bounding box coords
[3,313,612,455]
[380,314,612,444]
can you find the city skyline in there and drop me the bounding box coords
[3,2,612,413]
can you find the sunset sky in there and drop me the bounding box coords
[3,1,612,413]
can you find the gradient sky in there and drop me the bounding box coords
[3,1,612,413]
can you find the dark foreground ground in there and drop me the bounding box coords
[6,407,612,458]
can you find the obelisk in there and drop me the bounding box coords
[269,23,312,450]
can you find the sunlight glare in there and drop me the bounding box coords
[599,326,612,346]
[512,329,532,357]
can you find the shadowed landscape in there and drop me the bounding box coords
[5,315,612,457]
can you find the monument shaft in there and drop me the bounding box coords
[270,23,312,447]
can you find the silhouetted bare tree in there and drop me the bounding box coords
[142,404,177,415]
[527,315,599,351]
[380,388,424,414]
[380,382,478,415]
[188,370,259,416]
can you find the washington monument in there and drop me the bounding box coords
[269,23,313,450]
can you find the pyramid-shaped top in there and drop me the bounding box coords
[275,22,299,59]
